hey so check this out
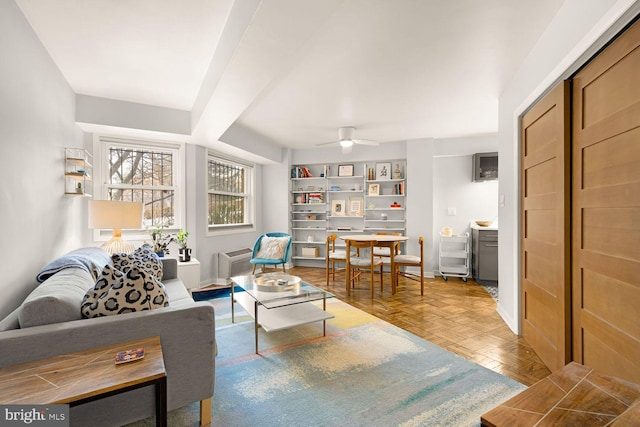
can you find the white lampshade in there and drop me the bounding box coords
[88,200,143,254]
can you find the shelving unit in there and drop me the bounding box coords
[290,160,406,267]
[439,232,470,281]
[64,148,92,197]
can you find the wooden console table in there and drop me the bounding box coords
[0,336,167,427]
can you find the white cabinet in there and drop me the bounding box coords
[439,233,470,281]
[176,258,201,290]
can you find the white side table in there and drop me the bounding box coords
[176,258,201,290]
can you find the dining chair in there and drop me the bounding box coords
[393,236,425,295]
[325,234,347,287]
[373,232,402,259]
[373,232,402,292]
[345,239,384,298]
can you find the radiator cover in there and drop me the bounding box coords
[218,248,252,278]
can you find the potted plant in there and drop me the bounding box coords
[147,224,175,257]
[176,229,191,262]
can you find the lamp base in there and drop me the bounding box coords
[101,238,135,255]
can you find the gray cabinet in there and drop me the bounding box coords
[472,152,498,181]
[472,228,498,284]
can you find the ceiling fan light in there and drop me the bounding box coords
[340,139,354,148]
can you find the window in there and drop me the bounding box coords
[98,137,183,230]
[207,154,254,231]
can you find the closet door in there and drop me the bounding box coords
[520,81,571,372]
[572,19,640,383]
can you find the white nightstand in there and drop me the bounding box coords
[175,258,201,290]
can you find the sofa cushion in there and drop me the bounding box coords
[112,244,163,281]
[256,236,289,259]
[81,264,169,318]
[19,268,95,328]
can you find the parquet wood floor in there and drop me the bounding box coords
[286,266,551,387]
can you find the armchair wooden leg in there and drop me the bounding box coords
[252,264,256,274]
[200,397,212,426]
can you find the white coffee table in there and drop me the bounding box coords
[230,274,335,353]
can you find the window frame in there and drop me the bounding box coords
[206,151,255,236]
[93,135,185,243]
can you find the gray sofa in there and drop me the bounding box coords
[0,254,215,427]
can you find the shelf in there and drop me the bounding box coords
[65,148,92,197]
[290,160,406,267]
[365,178,405,183]
[439,232,470,279]
[440,250,468,258]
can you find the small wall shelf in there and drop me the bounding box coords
[65,148,92,197]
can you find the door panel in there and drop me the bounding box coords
[520,81,571,372]
[572,19,640,383]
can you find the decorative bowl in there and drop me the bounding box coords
[254,273,302,293]
[475,220,493,227]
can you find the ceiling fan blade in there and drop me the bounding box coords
[353,139,379,146]
[315,141,340,147]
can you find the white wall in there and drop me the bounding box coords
[407,135,498,274]
[275,137,498,273]
[190,144,262,282]
[0,1,85,318]
[497,0,638,333]
[432,156,498,273]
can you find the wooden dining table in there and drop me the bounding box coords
[339,234,409,294]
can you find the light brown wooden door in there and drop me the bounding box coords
[571,19,640,383]
[520,81,571,372]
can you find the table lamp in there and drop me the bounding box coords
[88,200,143,254]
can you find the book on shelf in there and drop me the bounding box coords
[291,166,313,178]
[308,192,323,203]
[337,226,352,231]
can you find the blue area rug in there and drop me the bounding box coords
[128,297,525,426]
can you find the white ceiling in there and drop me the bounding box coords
[16,0,566,150]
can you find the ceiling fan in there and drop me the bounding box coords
[316,127,379,154]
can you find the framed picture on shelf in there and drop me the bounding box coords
[375,162,391,180]
[368,183,380,196]
[338,164,354,177]
[331,200,346,216]
[349,196,363,216]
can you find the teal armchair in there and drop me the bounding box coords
[250,232,292,274]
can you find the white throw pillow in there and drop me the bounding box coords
[255,236,289,259]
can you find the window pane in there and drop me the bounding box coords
[109,147,173,187]
[207,157,251,226]
[107,188,174,228]
[208,194,246,225]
